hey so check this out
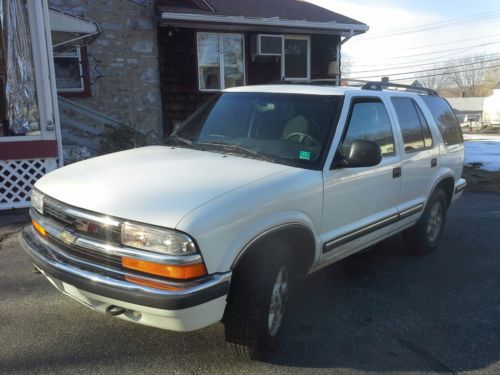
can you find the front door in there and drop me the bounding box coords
[320,96,402,264]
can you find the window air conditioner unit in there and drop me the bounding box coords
[252,34,284,57]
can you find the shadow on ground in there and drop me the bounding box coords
[0,193,499,374]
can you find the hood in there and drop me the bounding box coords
[36,146,292,228]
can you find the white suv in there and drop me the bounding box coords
[20,82,466,360]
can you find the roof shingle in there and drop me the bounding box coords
[159,0,365,26]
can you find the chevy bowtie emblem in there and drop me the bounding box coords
[59,230,77,245]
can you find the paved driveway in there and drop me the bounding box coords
[0,192,499,374]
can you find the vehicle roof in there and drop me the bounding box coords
[224,84,429,97]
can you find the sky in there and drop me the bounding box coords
[306,0,500,83]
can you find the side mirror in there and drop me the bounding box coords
[337,140,382,168]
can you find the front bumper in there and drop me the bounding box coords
[19,225,231,330]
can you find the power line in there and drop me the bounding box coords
[388,64,500,82]
[350,53,500,70]
[364,11,500,37]
[349,58,500,80]
[349,54,500,75]
[352,11,500,40]
[350,41,500,63]
[392,33,500,52]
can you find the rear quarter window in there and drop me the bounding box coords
[421,96,463,145]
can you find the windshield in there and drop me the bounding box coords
[170,92,343,169]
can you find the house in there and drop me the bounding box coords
[157,0,368,133]
[48,0,164,144]
[48,0,367,140]
[446,97,486,125]
[1,0,62,210]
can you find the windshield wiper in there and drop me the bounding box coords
[198,141,273,162]
[166,135,203,150]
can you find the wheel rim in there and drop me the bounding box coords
[268,265,288,337]
[426,201,443,243]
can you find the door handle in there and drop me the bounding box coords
[393,167,401,178]
[431,158,437,168]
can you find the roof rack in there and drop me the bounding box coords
[359,81,438,96]
[268,78,438,96]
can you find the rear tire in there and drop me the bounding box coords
[223,241,291,361]
[403,188,448,255]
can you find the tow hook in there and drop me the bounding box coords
[106,305,126,316]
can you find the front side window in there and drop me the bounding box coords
[391,97,433,152]
[197,33,245,91]
[54,47,90,97]
[340,99,395,157]
[172,92,342,169]
[421,96,463,146]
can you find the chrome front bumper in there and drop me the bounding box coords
[19,225,231,310]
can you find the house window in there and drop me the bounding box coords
[53,46,91,97]
[197,32,245,91]
[282,36,310,80]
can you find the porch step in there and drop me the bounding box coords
[57,97,144,163]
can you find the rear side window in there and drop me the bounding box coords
[391,97,433,152]
[421,96,463,145]
[340,99,395,157]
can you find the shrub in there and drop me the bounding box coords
[99,126,149,154]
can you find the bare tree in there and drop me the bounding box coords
[341,53,353,76]
[416,66,449,90]
[447,55,498,97]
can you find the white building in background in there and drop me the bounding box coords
[446,97,485,126]
[483,82,500,127]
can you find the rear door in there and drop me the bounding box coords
[389,96,439,216]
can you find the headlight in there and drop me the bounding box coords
[121,222,197,255]
[31,189,44,214]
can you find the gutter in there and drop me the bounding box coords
[160,12,369,34]
[334,29,358,84]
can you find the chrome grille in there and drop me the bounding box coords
[43,197,122,244]
[47,236,123,268]
[40,197,123,270]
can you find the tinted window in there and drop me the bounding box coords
[414,102,433,148]
[421,96,463,145]
[392,97,433,152]
[340,100,395,157]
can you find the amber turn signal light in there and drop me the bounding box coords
[32,219,47,237]
[121,257,207,280]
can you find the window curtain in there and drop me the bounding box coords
[0,0,40,135]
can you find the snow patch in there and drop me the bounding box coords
[464,141,500,172]
[463,133,500,142]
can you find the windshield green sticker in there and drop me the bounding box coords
[299,150,311,160]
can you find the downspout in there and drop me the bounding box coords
[336,29,354,85]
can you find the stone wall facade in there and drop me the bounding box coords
[49,0,163,138]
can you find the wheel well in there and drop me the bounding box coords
[233,225,316,277]
[434,177,454,206]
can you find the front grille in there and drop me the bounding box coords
[44,197,122,244]
[47,236,123,269]
[41,196,123,271]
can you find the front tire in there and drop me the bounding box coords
[403,188,448,255]
[223,242,291,361]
